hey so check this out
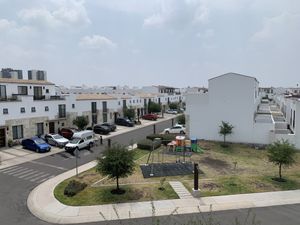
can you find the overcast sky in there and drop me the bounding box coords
[0,0,299,88]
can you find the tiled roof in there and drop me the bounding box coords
[76,93,117,101]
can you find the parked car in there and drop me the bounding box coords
[65,130,94,153]
[115,118,134,127]
[21,137,51,153]
[163,124,186,134]
[142,113,158,121]
[100,122,117,132]
[93,124,110,135]
[44,134,69,148]
[166,109,178,114]
[59,127,78,139]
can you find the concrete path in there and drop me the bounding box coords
[27,160,300,224]
[169,181,193,199]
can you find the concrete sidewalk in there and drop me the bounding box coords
[27,161,300,224]
[0,114,177,170]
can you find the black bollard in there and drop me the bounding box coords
[194,163,199,191]
[100,136,103,145]
[107,139,111,148]
[153,124,156,134]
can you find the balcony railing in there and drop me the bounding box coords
[34,95,65,101]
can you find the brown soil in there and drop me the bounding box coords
[200,156,230,172]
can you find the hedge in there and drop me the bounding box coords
[146,134,177,145]
[137,139,161,150]
[64,180,87,197]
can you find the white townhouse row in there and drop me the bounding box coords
[0,77,184,148]
[186,72,300,149]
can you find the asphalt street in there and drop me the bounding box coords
[0,118,300,225]
[0,119,173,225]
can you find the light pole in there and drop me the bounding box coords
[75,148,80,177]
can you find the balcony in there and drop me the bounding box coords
[33,95,65,101]
[0,95,21,102]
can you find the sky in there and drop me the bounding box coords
[0,0,299,88]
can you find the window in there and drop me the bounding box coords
[33,86,43,100]
[72,104,75,109]
[31,107,36,112]
[58,104,66,118]
[103,113,107,123]
[3,108,8,114]
[46,89,49,93]
[12,125,23,139]
[102,101,107,113]
[20,107,25,113]
[18,86,28,95]
[118,101,120,105]
[91,102,97,113]
[36,123,44,136]
[45,106,49,111]
[0,85,7,100]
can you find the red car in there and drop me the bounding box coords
[58,128,78,140]
[142,113,158,121]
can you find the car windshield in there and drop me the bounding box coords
[34,138,46,144]
[70,138,81,144]
[53,134,63,139]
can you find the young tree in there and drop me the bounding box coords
[73,116,89,130]
[148,102,161,113]
[96,144,135,194]
[177,114,185,125]
[168,102,179,110]
[267,139,296,181]
[123,107,135,120]
[219,121,234,146]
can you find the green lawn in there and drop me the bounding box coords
[54,142,300,205]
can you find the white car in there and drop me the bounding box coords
[166,109,178,114]
[163,124,186,134]
[45,134,69,148]
[65,130,94,153]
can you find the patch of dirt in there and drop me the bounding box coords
[198,141,214,150]
[199,156,230,172]
[251,182,271,189]
[201,182,221,190]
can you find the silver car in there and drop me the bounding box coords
[45,134,69,148]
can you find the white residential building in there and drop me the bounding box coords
[186,72,300,149]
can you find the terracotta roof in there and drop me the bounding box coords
[0,78,55,85]
[76,93,117,101]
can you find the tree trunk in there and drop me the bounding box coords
[279,163,282,180]
[223,135,226,144]
[116,176,119,191]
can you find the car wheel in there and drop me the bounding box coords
[88,143,93,149]
[180,131,184,134]
[165,131,169,134]
[36,148,39,153]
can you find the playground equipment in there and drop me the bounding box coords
[191,138,203,153]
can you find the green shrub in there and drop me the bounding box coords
[137,139,161,150]
[146,134,176,145]
[64,180,87,197]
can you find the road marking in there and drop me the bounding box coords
[0,166,19,172]
[2,167,24,174]
[30,173,50,182]
[23,171,46,180]
[28,161,67,171]
[18,170,40,179]
[12,168,34,177]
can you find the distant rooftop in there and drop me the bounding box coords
[0,78,54,85]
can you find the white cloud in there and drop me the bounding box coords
[79,35,117,50]
[0,19,15,31]
[143,0,209,28]
[196,28,214,38]
[18,0,90,30]
[251,12,300,42]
